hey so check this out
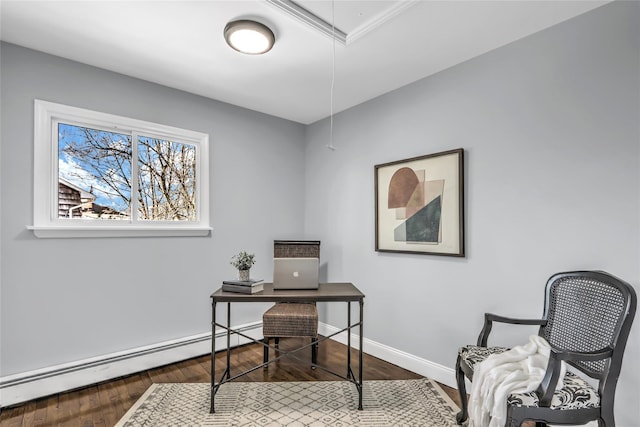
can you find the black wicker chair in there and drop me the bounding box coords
[455,271,636,427]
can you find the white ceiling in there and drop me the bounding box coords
[1,1,609,124]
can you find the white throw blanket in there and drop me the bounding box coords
[468,335,566,427]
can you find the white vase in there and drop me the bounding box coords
[238,269,250,281]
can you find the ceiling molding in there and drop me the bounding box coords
[266,0,348,45]
[346,1,419,45]
[267,0,420,46]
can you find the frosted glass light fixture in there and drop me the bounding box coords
[224,20,275,55]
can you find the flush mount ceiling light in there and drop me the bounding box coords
[224,20,275,55]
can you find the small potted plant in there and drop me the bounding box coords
[230,251,255,281]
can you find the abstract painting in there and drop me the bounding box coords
[375,149,464,256]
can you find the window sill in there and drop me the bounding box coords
[27,225,212,239]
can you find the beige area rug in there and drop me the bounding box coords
[116,378,460,426]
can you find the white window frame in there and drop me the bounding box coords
[30,99,211,238]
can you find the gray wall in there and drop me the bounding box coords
[0,43,306,373]
[1,1,639,425]
[304,2,639,425]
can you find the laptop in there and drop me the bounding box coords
[273,257,319,290]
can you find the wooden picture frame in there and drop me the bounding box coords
[375,148,464,256]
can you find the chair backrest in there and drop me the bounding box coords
[539,271,636,385]
[274,240,320,258]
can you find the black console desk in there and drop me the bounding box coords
[210,282,365,413]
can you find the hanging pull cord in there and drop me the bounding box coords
[327,0,337,151]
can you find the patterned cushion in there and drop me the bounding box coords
[459,345,510,370]
[507,371,600,410]
[458,345,600,410]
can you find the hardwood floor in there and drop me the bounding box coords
[0,338,462,426]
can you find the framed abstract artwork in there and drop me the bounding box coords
[375,148,464,256]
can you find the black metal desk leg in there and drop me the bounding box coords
[210,301,216,413]
[347,302,352,377]
[358,299,364,410]
[226,302,231,380]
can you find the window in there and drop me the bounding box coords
[31,100,210,238]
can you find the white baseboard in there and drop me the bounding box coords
[2,320,456,408]
[0,322,263,408]
[318,322,457,389]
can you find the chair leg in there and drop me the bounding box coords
[455,355,469,425]
[263,338,269,367]
[311,338,318,369]
[600,406,613,426]
[263,337,320,368]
